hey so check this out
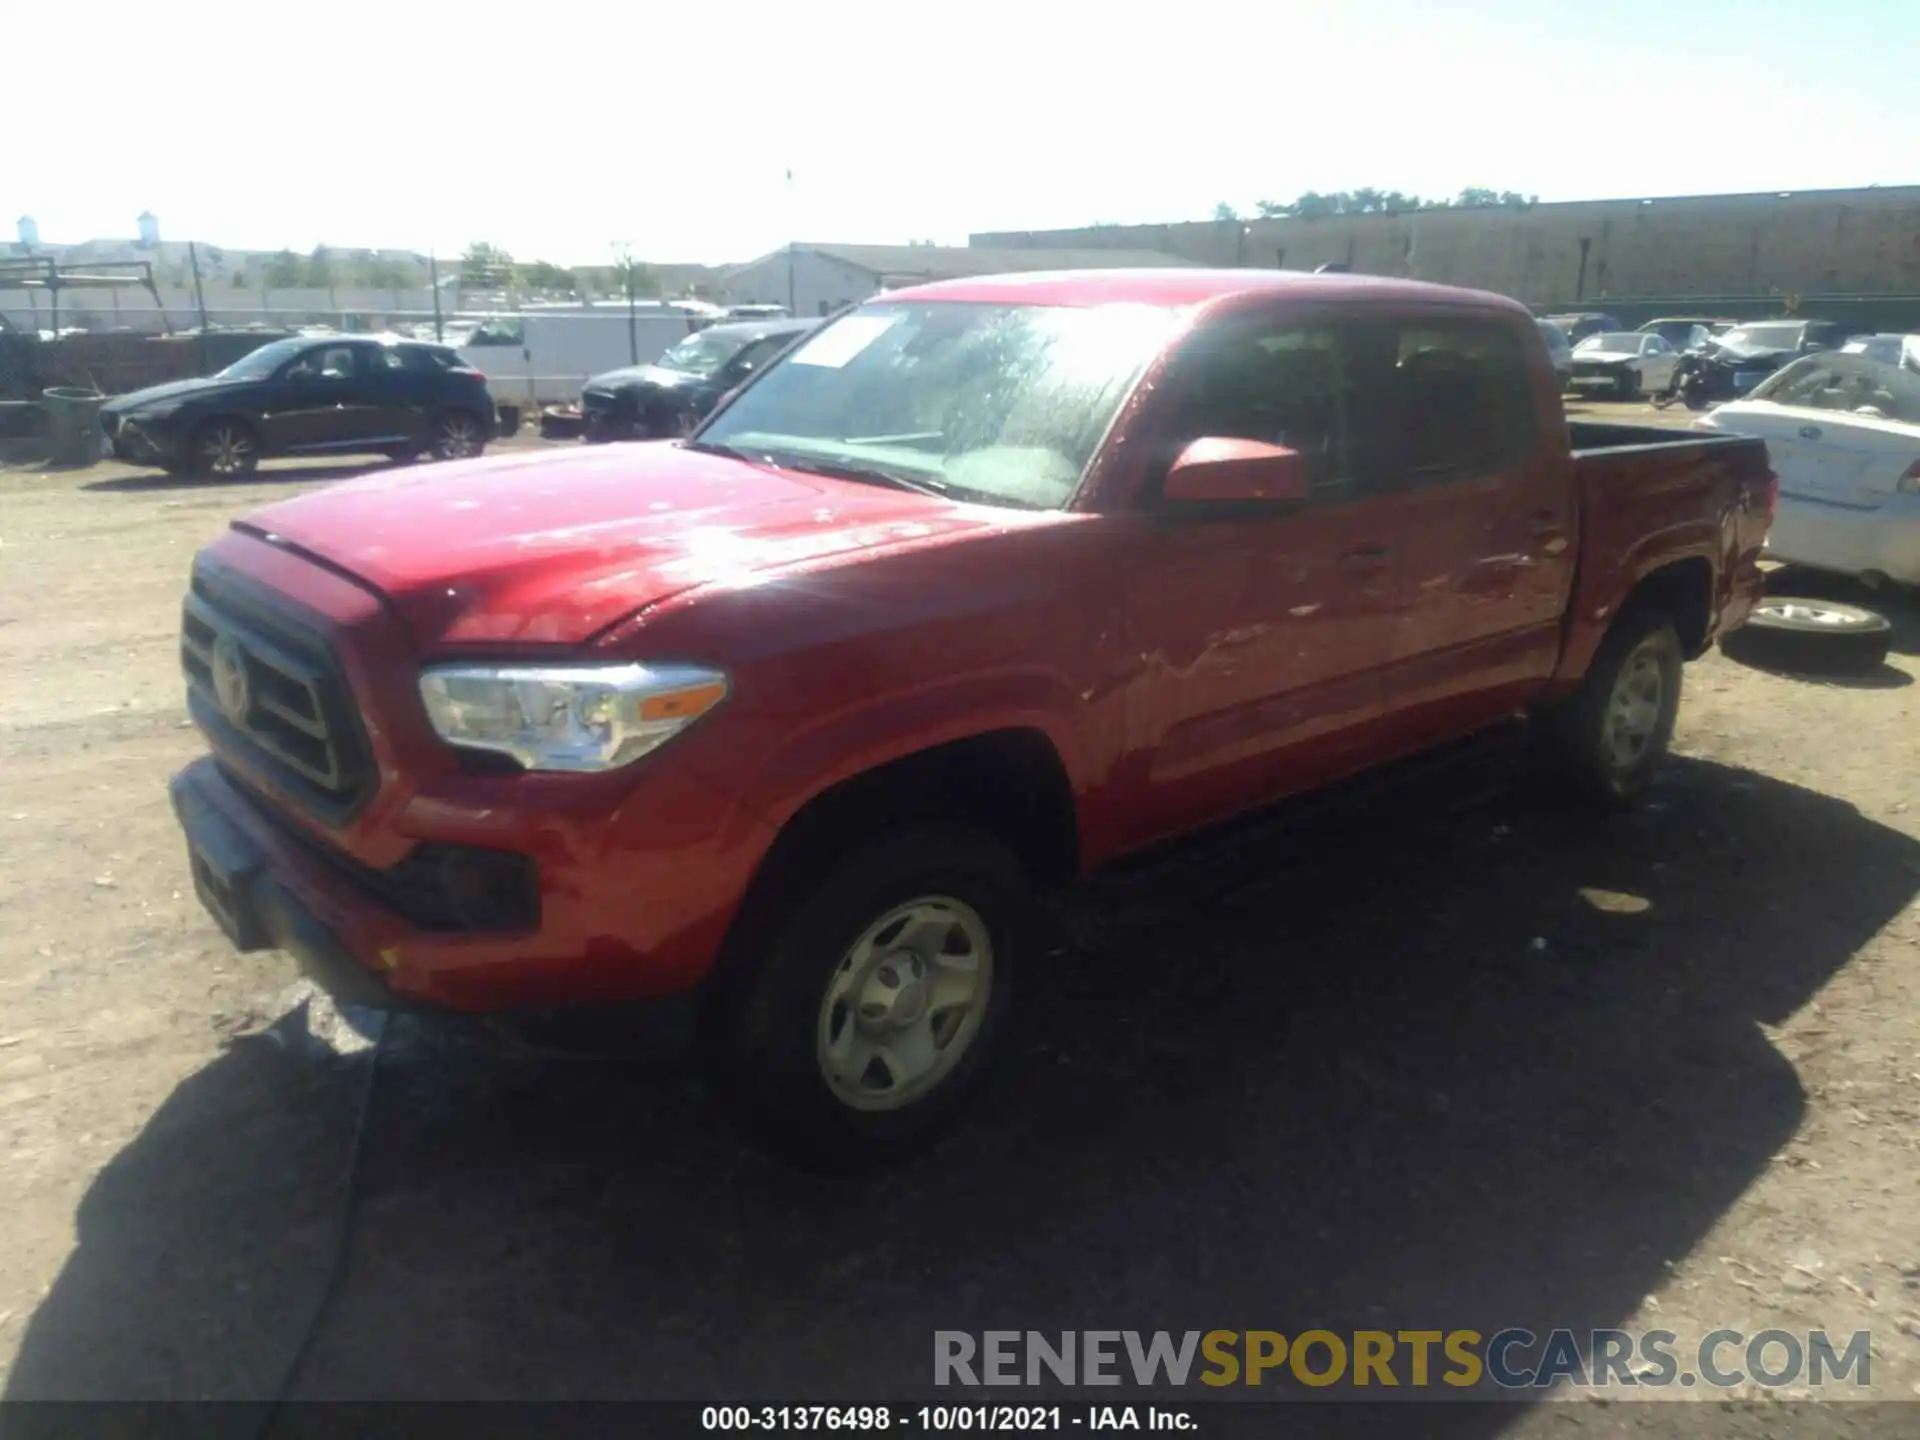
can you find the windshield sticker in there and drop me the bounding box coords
[789,315,899,368]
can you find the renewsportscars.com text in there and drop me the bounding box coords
[934,1329,1873,1391]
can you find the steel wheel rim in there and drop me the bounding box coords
[815,895,994,1113]
[1603,643,1665,771]
[198,424,253,474]
[439,415,481,457]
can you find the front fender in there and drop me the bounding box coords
[708,666,1085,835]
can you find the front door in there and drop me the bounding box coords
[1116,314,1403,846]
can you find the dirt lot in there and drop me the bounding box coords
[2,406,1918,1435]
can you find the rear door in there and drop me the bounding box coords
[1349,312,1578,743]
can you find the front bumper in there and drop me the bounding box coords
[173,762,416,1010]
[1569,365,1636,388]
[101,412,180,465]
[170,753,778,1015]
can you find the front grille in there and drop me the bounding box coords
[181,568,375,825]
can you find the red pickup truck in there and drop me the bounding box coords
[170,270,1773,1161]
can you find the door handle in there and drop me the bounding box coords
[1798,425,1822,440]
[1336,544,1390,572]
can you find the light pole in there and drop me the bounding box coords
[612,240,638,363]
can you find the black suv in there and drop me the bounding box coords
[579,318,816,442]
[101,335,494,475]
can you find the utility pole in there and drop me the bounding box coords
[429,250,444,340]
[785,167,798,315]
[187,241,210,373]
[613,241,638,363]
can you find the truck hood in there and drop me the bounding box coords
[235,442,1014,649]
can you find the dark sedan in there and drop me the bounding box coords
[579,318,817,442]
[100,335,493,476]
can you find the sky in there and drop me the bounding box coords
[7,0,1917,267]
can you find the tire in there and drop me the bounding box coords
[429,408,487,461]
[1533,607,1683,806]
[186,418,259,477]
[709,830,1027,1169]
[1719,598,1893,675]
[1616,371,1641,401]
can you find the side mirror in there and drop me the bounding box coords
[1162,437,1310,505]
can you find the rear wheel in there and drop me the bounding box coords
[187,419,259,477]
[430,409,486,461]
[1534,607,1682,805]
[709,830,1026,1168]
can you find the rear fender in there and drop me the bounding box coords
[1552,526,1721,688]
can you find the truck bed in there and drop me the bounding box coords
[1567,418,1751,457]
[1556,417,1773,676]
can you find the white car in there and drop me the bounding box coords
[1568,331,1682,398]
[1696,354,1920,585]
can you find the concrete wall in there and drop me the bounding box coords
[973,186,1920,309]
[723,253,878,317]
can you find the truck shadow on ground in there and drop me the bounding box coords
[9,755,1919,1438]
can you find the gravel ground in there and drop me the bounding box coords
[1,407,1917,1436]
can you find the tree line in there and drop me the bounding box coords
[1213,188,1539,222]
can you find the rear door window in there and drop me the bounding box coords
[1346,319,1537,486]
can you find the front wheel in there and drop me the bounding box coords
[1533,608,1683,806]
[187,419,259,477]
[429,409,487,461]
[710,831,1026,1168]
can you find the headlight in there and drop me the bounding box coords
[418,663,728,772]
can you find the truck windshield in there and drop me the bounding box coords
[697,301,1178,510]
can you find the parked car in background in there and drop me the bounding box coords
[1840,333,1920,369]
[1543,312,1622,343]
[724,304,793,320]
[456,308,712,420]
[1638,317,1735,351]
[1569,331,1682,398]
[1702,319,1851,395]
[1536,319,1573,390]
[167,269,1773,1162]
[580,318,818,442]
[1696,353,1920,585]
[100,335,491,476]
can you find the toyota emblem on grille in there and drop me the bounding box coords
[210,633,251,726]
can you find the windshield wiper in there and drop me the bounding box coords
[769,455,956,499]
[681,438,758,462]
